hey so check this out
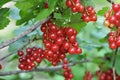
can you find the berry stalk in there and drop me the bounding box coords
[112,47,118,80]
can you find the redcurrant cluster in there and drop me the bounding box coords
[66,0,97,22]
[108,29,120,50]
[18,47,43,70]
[81,6,97,22]
[83,71,93,80]
[96,69,120,80]
[104,4,120,28]
[63,58,74,80]
[41,20,82,66]
[41,20,82,79]
[0,64,2,70]
[66,0,84,13]
[17,20,82,79]
[83,69,120,80]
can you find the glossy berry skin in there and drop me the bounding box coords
[18,50,24,56]
[68,47,76,54]
[63,42,70,50]
[112,4,120,12]
[109,42,117,50]
[77,4,85,13]
[108,16,117,24]
[76,48,82,54]
[66,0,73,8]
[108,36,114,43]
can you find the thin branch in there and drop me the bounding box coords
[0,36,42,61]
[112,48,119,80]
[112,48,118,68]
[0,59,90,76]
[107,0,114,4]
[0,41,30,61]
[0,17,50,49]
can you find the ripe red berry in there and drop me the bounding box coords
[109,42,117,50]
[71,7,77,12]
[66,0,73,8]
[26,48,32,53]
[68,47,76,54]
[66,27,74,36]
[112,4,120,12]
[76,48,82,54]
[77,4,85,13]
[83,16,90,22]
[90,15,97,21]
[108,36,115,43]
[69,35,76,43]
[44,3,48,9]
[63,41,70,50]
[18,50,24,56]
[108,16,117,23]
[18,64,24,70]
[51,44,59,52]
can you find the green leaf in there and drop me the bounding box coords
[0,78,5,80]
[83,62,99,74]
[1,75,20,80]
[68,54,84,62]
[0,8,9,17]
[15,0,37,25]
[54,13,62,19]
[0,17,10,29]
[0,8,10,29]
[35,0,58,21]
[16,15,34,25]
[8,54,18,62]
[35,9,51,21]
[72,65,86,80]
[81,0,95,7]
[64,22,86,33]
[92,57,104,64]
[8,37,29,52]
[71,22,86,32]
[54,74,64,80]
[15,1,33,12]
[97,7,109,16]
[70,13,82,23]
[115,54,120,75]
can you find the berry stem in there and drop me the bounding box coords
[106,0,114,4]
[70,0,75,6]
[112,47,118,80]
